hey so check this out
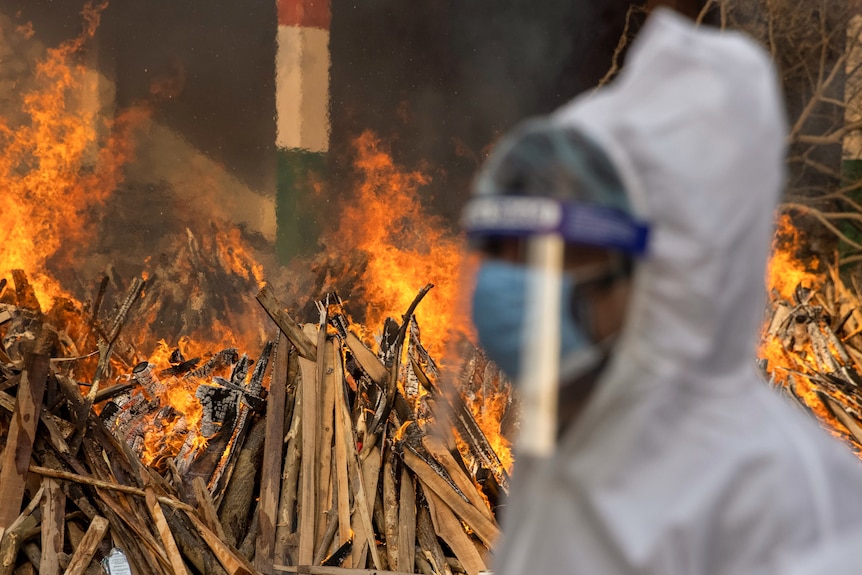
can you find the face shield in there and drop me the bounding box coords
[460,121,650,456]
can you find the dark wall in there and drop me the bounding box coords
[328,1,637,224]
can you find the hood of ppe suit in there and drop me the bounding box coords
[553,8,786,388]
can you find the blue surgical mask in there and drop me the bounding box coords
[471,260,588,380]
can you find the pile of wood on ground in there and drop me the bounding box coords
[0,271,515,575]
[761,264,862,450]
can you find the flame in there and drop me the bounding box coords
[0,2,149,307]
[0,4,265,469]
[759,213,822,385]
[139,339,210,465]
[758,212,849,440]
[330,131,474,359]
[765,213,822,300]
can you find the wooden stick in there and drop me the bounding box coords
[186,511,256,575]
[344,333,388,385]
[335,372,382,570]
[61,516,109,575]
[397,467,416,575]
[258,334,291,574]
[192,477,227,541]
[420,435,494,522]
[382,452,400,570]
[315,338,337,549]
[402,449,500,548]
[40,478,65,575]
[88,277,144,401]
[28,466,194,512]
[331,352,352,569]
[415,491,452,575]
[0,341,52,530]
[276,379,303,565]
[257,286,318,360]
[0,497,41,575]
[297,356,320,566]
[350,446,382,568]
[425,490,487,575]
[145,486,190,575]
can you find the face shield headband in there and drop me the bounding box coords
[461,196,650,256]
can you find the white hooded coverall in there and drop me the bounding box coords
[493,9,862,575]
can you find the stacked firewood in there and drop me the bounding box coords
[761,264,862,452]
[0,270,514,575]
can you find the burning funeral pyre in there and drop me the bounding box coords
[0,5,514,574]
[0,270,513,575]
[759,215,862,453]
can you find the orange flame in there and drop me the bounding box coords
[0,2,149,307]
[765,213,822,300]
[330,131,474,359]
[758,213,844,433]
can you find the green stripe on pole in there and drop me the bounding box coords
[277,148,327,262]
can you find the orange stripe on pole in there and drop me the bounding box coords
[278,0,331,30]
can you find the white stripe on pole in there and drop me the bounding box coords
[276,25,331,152]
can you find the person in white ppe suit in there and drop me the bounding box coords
[460,8,862,574]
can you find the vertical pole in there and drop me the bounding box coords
[276,0,332,261]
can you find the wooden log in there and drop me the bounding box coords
[192,477,227,541]
[333,366,382,570]
[382,452,400,570]
[416,489,452,575]
[163,507,228,575]
[62,515,109,575]
[0,515,39,575]
[0,335,52,531]
[219,416,267,548]
[402,449,500,548]
[145,487,190,575]
[257,333,291,574]
[313,499,339,566]
[257,286,318,360]
[297,356,320,566]
[331,352,352,569]
[420,435,494,523]
[344,332,388,385]
[87,277,144,402]
[0,481,44,575]
[424,490,487,575]
[40,478,65,575]
[315,338,337,550]
[185,511,256,575]
[239,503,261,560]
[415,552,435,575]
[350,445,382,568]
[276,375,303,565]
[397,467,416,575]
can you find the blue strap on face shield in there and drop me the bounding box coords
[462,196,650,256]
